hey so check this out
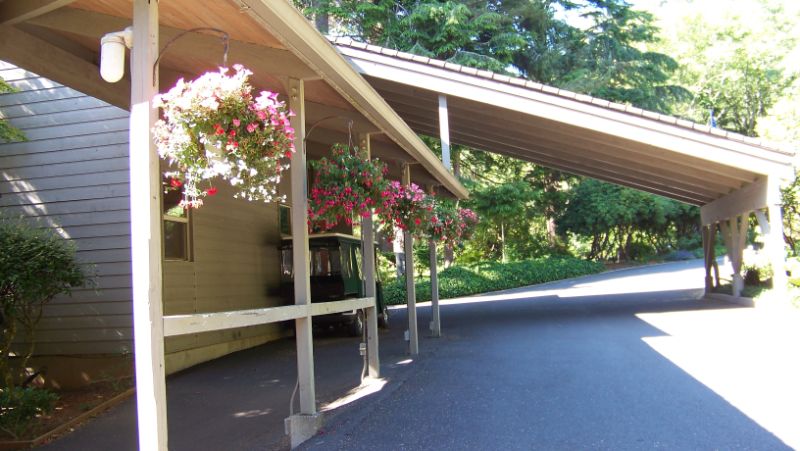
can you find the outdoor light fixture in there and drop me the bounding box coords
[100,27,133,83]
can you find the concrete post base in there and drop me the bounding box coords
[285,413,324,449]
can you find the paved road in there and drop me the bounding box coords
[302,260,800,450]
[39,260,800,450]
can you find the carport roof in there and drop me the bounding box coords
[334,37,797,206]
[0,1,466,198]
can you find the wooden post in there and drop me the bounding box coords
[756,207,788,296]
[429,237,441,337]
[359,133,380,378]
[767,178,789,292]
[403,165,418,355]
[438,94,455,268]
[129,1,168,449]
[721,214,749,297]
[702,225,713,294]
[438,95,450,171]
[428,186,441,338]
[288,77,316,414]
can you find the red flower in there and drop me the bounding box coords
[207,187,218,196]
[170,178,183,188]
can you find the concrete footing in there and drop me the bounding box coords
[285,413,324,449]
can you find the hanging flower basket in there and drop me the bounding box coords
[307,144,388,231]
[378,181,434,237]
[458,207,479,241]
[428,202,480,246]
[153,65,295,208]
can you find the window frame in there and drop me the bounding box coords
[162,184,193,262]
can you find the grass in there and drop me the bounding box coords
[382,257,604,305]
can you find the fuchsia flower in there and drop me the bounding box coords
[152,65,294,208]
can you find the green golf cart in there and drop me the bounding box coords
[280,233,389,336]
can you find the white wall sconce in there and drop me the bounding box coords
[100,27,133,83]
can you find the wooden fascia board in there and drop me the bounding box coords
[0,0,74,26]
[700,178,770,225]
[340,46,795,179]
[237,0,468,199]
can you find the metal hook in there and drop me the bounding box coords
[347,119,354,150]
[152,27,229,84]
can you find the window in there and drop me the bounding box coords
[162,182,192,261]
[310,248,341,277]
[279,204,291,236]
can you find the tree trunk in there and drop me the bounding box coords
[311,0,329,34]
[545,217,557,245]
[501,222,507,263]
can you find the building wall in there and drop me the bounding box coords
[0,63,289,385]
[0,62,134,359]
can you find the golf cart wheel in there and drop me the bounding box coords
[350,310,365,337]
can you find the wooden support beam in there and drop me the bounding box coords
[702,225,713,294]
[438,94,451,170]
[701,179,768,226]
[359,133,380,378]
[310,297,375,316]
[721,213,749,297]
[0,0,74,26]
[755,189,789,295]
[429,237,441,337]
[164,305,308,337]
[428,186,442,338]
[288,77,316,415]
[403,165,419,355]
[128,1,167,450]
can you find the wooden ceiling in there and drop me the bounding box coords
[0,0,464,194]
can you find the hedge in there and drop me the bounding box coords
[383,257,604,305]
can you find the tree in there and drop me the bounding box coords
[294,0,703,264]
[557,179,698,261]
[0,79,25,143]
[464,180,537,262]
[559,0,689,113]
[1,218,89,389]
[649,0,798,136]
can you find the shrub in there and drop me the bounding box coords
[0,386,58,439]
[664,250,695,261]
[1,217,89,389]
[383,257,604,304]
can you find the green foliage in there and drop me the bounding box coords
[1,217,89,389]
[383,257,604,304]
[308,144,388,231]
[651,0,798,136]
[560,0,689,112]
[556,179,699,261]
[0,78,25,143]
[782,170,800,256]
[0,386,58,439]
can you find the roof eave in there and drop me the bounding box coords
[237,0,468,199]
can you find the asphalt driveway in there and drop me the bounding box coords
[302,260,800,450]
[39,259,800,450]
